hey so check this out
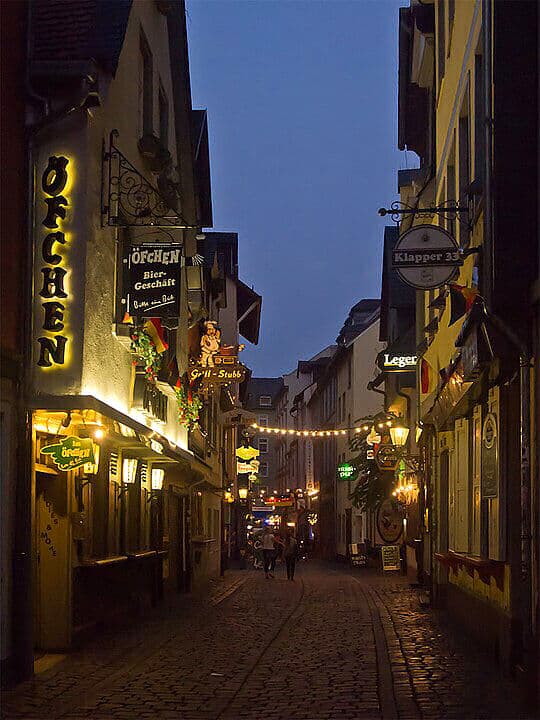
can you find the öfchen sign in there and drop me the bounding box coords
[123,243,181,318]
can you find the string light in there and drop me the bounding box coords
[249,419,398,439]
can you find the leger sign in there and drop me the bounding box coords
[378,353,417,373]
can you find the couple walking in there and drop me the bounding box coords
[261,527,298,580]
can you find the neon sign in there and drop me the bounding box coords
[37,155,71,367]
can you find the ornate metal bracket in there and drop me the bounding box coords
[378,200,470,225]
[102,130,198,229]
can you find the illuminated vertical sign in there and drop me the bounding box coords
[37,156,70,367]
[305,438,314,491]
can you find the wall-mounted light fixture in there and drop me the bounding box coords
[389,422,410,448]
[238,486,248,501]
[123,457,138,484]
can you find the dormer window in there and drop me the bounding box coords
[259,395,271,407]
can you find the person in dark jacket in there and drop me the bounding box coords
[283,532,298,580]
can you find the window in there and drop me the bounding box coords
[347,357,352,389]
[437,0,445,91]
[139,31,153,136]
[260,462,268,477]
[258,437,268,454]
[458,90,470,246]
[259,395,271,407]
[158,84,169,149]
[474,53,485,186]
[447,0,455,55]
[258,415,268,427]
[447,138,456,237]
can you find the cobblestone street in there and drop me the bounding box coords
[1,563,531,720]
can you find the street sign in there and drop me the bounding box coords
[375,444,400,471]
[392,224,461,290]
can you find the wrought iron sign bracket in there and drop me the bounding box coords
[102,130,199,230]
[378,201,470,226]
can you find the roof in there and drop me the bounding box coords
[30,0,132,77]
[203,233,238,278]
[192,110,213,228]
[243,378,284,410]
[336,299,380,346]
[237,279,262,345]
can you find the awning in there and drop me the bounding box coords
[237,279,262,345]
[31,393,210,473]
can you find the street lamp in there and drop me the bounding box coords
[238,486,249,501]
[389,422,410,448]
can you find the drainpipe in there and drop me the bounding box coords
[367,376,388,411]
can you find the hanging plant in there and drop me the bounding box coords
[174,380,203,431]
[130,326,162,383]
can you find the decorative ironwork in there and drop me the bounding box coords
[378,200,469,225]
[103,130,198,229]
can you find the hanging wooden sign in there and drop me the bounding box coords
[392,224,461,290]
[121,243,181,319]
[189,321,246,385]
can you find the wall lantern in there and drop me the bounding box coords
[238,486,249,500]
[389,423,410,448]
[123,457,138,484]
[151,468,164,490]
[224,490,234,503]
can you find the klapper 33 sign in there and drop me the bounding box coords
[392,224,461,290]
[188,321,246,386]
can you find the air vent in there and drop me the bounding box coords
[109,451,119,482]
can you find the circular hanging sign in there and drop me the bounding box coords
[392,224,461,290]
[376,498,403,543]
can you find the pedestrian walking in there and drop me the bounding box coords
[261,526,276,578]
[283,532,298,580]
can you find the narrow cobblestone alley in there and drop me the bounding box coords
[1,564,531,720]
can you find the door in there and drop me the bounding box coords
[35,470,72,649]
[439,451,449,554]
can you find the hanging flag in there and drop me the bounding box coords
[144,318,168,353]
[421,358,436,395]
[167,356,181,388]
[449,284,479,325]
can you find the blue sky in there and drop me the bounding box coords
[187,0,407,376]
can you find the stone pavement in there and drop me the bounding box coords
[1,562,531,720]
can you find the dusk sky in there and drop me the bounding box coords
[187,0,409,377]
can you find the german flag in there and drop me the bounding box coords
[449,284,479,325]
[144,318,168,353]
[167,356,181,388]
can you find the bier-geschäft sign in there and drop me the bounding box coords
[123,243,181,318]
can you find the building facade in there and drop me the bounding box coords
[1,0,260,685]
[397,0,538,693]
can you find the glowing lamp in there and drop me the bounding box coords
[151,468,164,490]
[389,424,409,448]
[238,486,249,500]
[122,457,138,484]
